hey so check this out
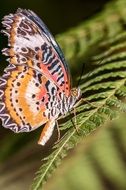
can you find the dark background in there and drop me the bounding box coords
[0,0,110,34]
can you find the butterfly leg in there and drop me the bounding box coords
[72,107,84,135]
[54,120,61,145]
[38,119,56,146]
[74,98,97,108]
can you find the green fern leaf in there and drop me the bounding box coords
[30,1,126,189]
[31,29,126,190]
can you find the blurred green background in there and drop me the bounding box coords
[0,0,126,190]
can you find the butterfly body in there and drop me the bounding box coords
[0,9,81,145]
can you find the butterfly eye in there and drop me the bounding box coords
[71,88,77,96]
[71,88,81,99]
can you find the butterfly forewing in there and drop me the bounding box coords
[2,8,70,95]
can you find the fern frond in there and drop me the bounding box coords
[40,114,126,190]
[31,1,126,189]
[31,57,126,190]
[57,0,126,66]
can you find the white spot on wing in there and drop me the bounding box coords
[25,77,40,114]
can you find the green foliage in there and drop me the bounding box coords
[44,114,126,190]
[31,1,126,189]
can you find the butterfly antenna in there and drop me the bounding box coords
[77,62,86,87]
[77,57,105,88]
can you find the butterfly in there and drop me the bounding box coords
[0,8,81,145]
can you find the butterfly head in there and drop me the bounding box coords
[71,87,81,103]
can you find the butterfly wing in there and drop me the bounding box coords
[21,9,69,74]
[2,8,71,96]
[0,64,59,132]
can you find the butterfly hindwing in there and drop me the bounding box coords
[2,8,70,96]
[0,64,60,132]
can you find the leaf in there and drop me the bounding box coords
[31,14,126,190]
[57,0,126,68]
[31,0,126,189]
[44,114,126,190]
